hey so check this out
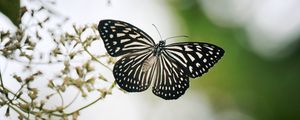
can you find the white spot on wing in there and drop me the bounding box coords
[184,46,193,51]
[120,39,131,44]
[115,47,120,52]
[115,23,126,27]
[187,54,195,61]
[203,58,207,63]
[196,52,203,58]
[117,33,126,37]
[205,46,214,51]
[129,34,140,38]
[167,46,182,50]
[189,66,193,73]
[123,30,130,33]
[196,63,201,67]
[125,28,132,31]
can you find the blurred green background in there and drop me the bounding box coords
[1,0,300,120]
[169,0,300,120]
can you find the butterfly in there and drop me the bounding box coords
[97,19,224,100]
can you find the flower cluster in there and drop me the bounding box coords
[0,0,116,119]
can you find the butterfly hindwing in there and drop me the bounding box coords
[152,51,189,100]
[164,42,224,78]
[113,50,155,92]
[98,19,155,57]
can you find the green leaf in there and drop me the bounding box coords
[0,0,20,26]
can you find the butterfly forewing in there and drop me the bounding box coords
[98,19,155,57]
[113,50,155,92]
[164,42,224,78]
[152,51,189,100]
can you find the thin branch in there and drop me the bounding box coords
[8,104,30,120]
[65,81,116,116]
[64,91,80,109]
[0,67,6,93]
[83,46,112,71]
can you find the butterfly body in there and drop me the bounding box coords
[98,19,224,100]
[153,41,165,56]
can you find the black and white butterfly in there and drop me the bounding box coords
[98,19,224,100]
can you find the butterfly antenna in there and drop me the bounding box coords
[152,24,163,41]
[164,35,189,41]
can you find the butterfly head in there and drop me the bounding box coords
[158,40,166,47]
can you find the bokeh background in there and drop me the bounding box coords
[1,0,300,120]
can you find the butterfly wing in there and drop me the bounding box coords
[152,51,189,100]
[113,50,156,92]
[98,19,155,57]
[164,42,224,78]
[98,19,225,99]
